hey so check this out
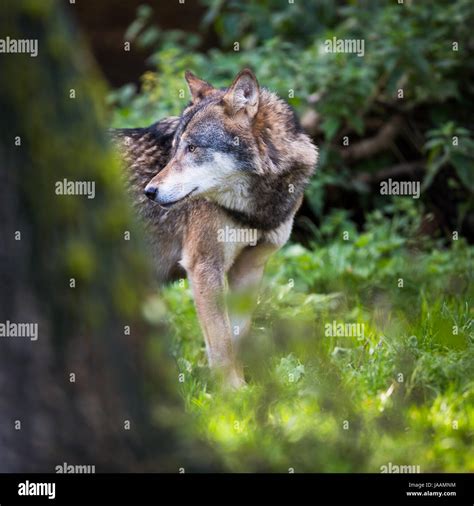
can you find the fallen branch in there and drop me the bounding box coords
[301,109,321,136]
[341,115,404,161]
[355,161,425,185]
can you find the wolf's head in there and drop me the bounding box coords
[144,69,263,208]
[143,69,318,223]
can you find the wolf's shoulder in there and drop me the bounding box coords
[110,116,179,151]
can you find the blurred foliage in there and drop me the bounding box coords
[107,0,474,471]
[161,202,473,472]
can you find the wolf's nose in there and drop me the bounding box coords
[144,185,157,200]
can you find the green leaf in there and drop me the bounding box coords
[322,116,341,141]
[451,152,474,192]
[422,152,449,190]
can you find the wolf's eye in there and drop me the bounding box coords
[188,144,197,153]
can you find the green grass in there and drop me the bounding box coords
[152,204,473,472]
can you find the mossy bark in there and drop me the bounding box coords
[0,0,214,472]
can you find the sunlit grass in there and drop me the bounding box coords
[153,207,473,472]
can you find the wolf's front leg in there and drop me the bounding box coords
[186,262,245,389]
[227,243,278,347]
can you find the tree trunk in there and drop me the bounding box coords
[0,0,214,472]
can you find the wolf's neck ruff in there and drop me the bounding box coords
[214,162,312,231]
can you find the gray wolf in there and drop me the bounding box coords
[112,69,318,388]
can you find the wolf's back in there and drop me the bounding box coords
[110,116,179,184]
[110,117,188,282]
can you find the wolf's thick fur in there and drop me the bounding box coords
[112,70,317,387]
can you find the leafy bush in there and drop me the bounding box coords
[158,206,473,472]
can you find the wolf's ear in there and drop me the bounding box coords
[223,69,259,119]
[185,71,214,103]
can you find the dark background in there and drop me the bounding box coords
[74,1,218,86]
